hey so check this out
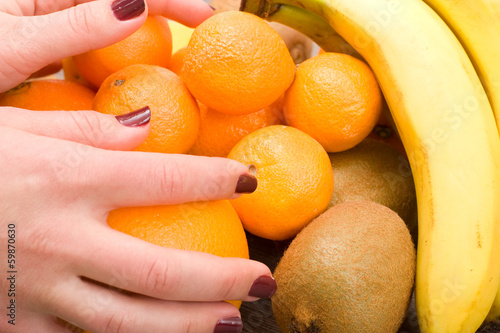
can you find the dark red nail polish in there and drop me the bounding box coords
[112,0,145,21]
[248,275,277,299]
[214,317,243,333]
[235,174,257,194]
[115,106,151,127]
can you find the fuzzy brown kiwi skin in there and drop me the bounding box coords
[328,138,418,241]
[272,201,416,333]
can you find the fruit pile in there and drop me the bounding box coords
[2,0,500,331]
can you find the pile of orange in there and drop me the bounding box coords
[0,9,385,261]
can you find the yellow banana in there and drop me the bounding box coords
[241,0,500,332]
[417,0,500,320]
[420,0,500,136]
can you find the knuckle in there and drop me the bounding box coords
[22,224,58,257]
[156,160,185,202]
[1,18,42,77]
[138,257,178,295]
[216,272,239,300]
[68,111,106,146]
[101,312,131,333]
[66,6,93,38]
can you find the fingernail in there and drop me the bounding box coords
[248,275,277,299]
[214,317,243,333]
[235,174,257,194]
[112,0,145,21]
[115,106,151,127]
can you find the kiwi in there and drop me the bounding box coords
[272,201,416,333]
[328,138,417,239]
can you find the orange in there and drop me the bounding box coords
[227,125,334,241]
[93,64,199,154]
[107,200,248,308]
[0,79,95,111]
[167,47,187,76]
[188,97,285,157]
[61,57,95,90]
[181,11,296,115]
[74,16,172,89]
[284,52,383,153]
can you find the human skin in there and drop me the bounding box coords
[0,1,274,332]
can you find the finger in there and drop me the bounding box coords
[4,1,96,15]
[1,0,147,91]
[76,149,257,207]
[0,107,151,151]
[49,277,241,333]
[147,0,214,27]
[72,224,274,302]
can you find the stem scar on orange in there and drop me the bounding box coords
[181,11,296,115]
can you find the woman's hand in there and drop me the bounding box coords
[0,1,276,332]
[0,0,214,91]
[0,107,273,333]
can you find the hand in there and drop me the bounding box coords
[0,107,273,333]
[0,0,214,91]
[0,1,275,332]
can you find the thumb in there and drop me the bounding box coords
[0,106,151,151]
[1,0,147,91]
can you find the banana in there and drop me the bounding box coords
[416,0,500,320]
[240,0,500,332]
[420,0,500,137]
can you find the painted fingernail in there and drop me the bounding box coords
[115,106,151,127]
[214,317,243,333]
[112,0,145,21]
[235,174,257,194]
[248,275,277,299]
